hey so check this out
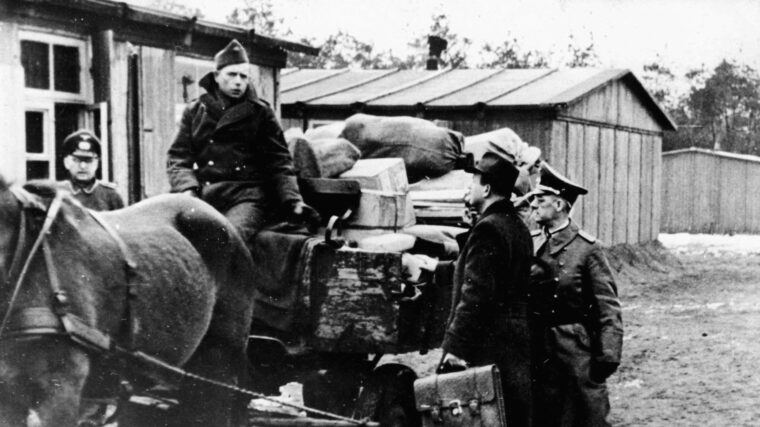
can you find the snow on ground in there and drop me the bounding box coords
[659,233,760,255]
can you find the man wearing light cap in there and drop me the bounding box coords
[167,39,318,242]
[403,152,535,427]
[58,129,124,211]
[528,162,623,427]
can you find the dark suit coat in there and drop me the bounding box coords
[58,180,124,211]
[166,72,302,211]
[435,198,534,427]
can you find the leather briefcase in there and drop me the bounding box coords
[414,364,507,427]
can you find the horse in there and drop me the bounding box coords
[0,176,255,427]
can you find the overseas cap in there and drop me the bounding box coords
[533,161,587,205]
[466,152,520,195]
[214,39,249,70]
[62,129,101,158]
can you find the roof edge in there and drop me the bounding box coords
[663,147,760,163]
[15,0,319,55]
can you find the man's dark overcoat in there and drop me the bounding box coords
[531,221,623,427]
[166,72,302,238]
[435,198,534,427]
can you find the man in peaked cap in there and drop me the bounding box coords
[167,39,318,243]
[403,152,535,427]
[528,162,623,427]
[58,129,124,211]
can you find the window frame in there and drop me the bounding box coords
[20,29,93,181]
[19,30,91,102]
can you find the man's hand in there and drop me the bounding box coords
[439,353,469,373]
[401,253,439,282]
[289,201,321,232]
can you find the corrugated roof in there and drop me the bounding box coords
[281,67,676,130]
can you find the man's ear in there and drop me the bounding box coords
[483,183,492,199]
[63,155,74,169]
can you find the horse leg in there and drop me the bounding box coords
[30,345,90,427]
[174,340,247,427]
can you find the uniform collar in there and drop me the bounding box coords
[533,219,580,255]
[68,179,99,194]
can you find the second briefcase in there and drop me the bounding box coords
[413,364,507,427]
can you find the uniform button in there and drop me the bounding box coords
[235,167,241,171]
[204,181,210,186]
[207,160,214,166]
[209,139,214,144]
[553,294,558,299]
[558,261,565,267]
[554,278,559,282]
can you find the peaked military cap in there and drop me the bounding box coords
[215,39,249,70]
[466,151,520,195]
[533,161,587,205]
[62,129,101,158]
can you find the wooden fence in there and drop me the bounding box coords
[661,147,760,233]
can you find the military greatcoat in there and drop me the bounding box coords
[531,221,623,427]
[435,199,534,427]
[166,72,302,240]
[58,180,124,211]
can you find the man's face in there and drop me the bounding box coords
[64,155,99,182]
[530,193,562,226]
[464,173,488,214]
[214,63,249,99]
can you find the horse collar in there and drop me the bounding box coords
[0,191,64,339]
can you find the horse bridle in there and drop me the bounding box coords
[0,187,134,353]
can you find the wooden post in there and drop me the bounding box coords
[92,30,113,103]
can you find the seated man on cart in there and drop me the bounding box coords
[166,39,318,243]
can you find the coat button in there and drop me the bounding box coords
[553,294,558,299]
[558,261,565,267]
[554,278,559,282]
[204,181,210,186]
[235,167,241,171]
[209,139,214,144]
[207,160,214,166]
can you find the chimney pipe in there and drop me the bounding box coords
[427,35,447,70]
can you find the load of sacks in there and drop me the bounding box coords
[285,113,542,252]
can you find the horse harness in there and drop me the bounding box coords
[0,187,137,353]
[0,187,379,426]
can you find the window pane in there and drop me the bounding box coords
[53,45,81,93]
[27,161,49,180]
[21,40,50,89]
[25,111,45,153]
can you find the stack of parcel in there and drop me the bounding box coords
[250,113,540,358]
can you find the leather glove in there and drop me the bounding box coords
[289,201,321,233]
[590,361,619,383]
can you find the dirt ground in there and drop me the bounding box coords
[608,236,760,426]
[383,235,760,426]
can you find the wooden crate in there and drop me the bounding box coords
[338,158,409,192]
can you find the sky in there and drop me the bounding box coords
[127,0,760,75]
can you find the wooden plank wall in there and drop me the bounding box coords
[662,151,760,233]
[550,120,661,244]
[565,79,662,132]
[139,46,175,198]
[110,41,131,202]
[0,21,25,181]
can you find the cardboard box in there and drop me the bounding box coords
[347,189,415,230]
[339,158,408,192]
